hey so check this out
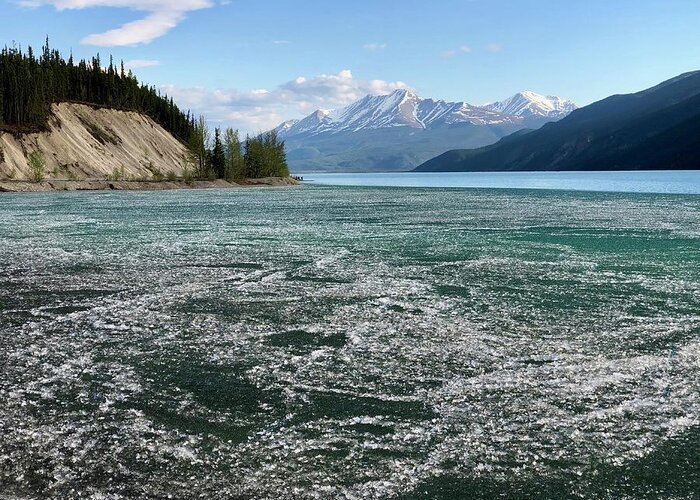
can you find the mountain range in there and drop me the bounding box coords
[415,71,700,172]
[277,90,576,172]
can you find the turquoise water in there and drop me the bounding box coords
[1,184,699,498]
[305,170,700,194]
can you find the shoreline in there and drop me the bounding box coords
[0,177,300,193]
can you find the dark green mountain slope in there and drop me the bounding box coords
[415,71,700,172]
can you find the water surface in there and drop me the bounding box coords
[0,185,698,498]
[305,170,700,194]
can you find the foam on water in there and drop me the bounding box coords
[1,186,699,498]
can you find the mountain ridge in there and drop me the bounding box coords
[414,71,700,172]
[278,89,576,139]
[277,89,576,172]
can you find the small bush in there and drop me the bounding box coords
[28,151,46,182]
[166,170,177,182]
[107,165,126,181]
[182,167,194,184]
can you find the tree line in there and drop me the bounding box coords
[0,39,194,142]
[187,119,289,180]
[0,39,290,180]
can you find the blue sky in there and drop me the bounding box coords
[3,0,700,132]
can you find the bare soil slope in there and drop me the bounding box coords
[0,102,189,181]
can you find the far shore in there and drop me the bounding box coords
[0,177,300,193]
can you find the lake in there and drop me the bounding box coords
[1,179,698,498]
[304,170,700,194]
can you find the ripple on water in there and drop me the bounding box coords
[0,186,699,499]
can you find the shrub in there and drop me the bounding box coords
[107,165,126,181]
[28,151,46,182]
[182,166,194,184]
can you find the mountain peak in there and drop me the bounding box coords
[484,92,577,119]
[277,89,576,139]
[390,88,418,99]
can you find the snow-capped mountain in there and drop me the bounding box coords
[277,89,576,173]
[483,91,577,120]
[277,89,576,139]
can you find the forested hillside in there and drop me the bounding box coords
[0,40,290,182]
[0,40,194,142]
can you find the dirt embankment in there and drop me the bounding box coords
[0,102,301,193]
[0,102,190,182]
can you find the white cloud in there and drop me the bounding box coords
[124,59,160,69]
[440,45,472,59]
[160,69,411,134]
[19,0,214,46]
[364,43,387,51]
[484,43,504,53]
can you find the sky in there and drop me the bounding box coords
[3,0,700,133]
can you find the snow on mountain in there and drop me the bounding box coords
[275,119,299,134]
[277,89,576,139]
[483,91,577,120]
[278,89,518,138]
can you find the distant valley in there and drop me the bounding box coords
[277,90,576,172]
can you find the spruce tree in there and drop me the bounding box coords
[1,41,195,142]
[211,128,226,179]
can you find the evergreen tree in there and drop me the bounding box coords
[0,41,195,142]
[211,128,226,179]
